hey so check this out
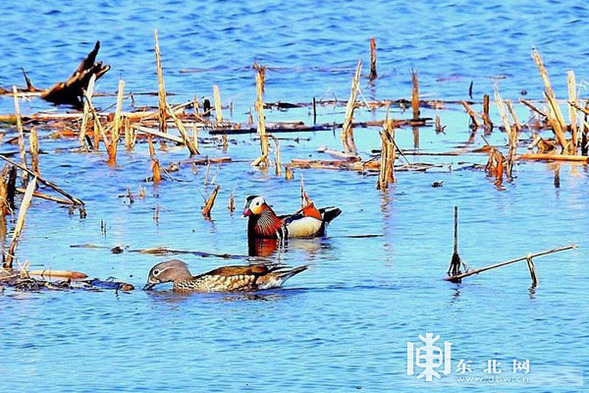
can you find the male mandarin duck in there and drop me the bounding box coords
[143,259,307,292]
[243,195,341,240]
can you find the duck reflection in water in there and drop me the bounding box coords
[248,237,328,257]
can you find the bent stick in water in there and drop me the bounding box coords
[445,244,577,282]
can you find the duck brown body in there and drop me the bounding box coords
[144,259,307,292]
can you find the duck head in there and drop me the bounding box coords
[143,259,193,290]
[243,195,267,217]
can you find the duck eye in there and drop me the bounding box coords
[153,269,160,276]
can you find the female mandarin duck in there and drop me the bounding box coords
[143,259,307,292]
[243,195,341,240]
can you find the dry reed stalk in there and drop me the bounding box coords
[369,37,377,81]
[268,134,282,175]
[485,148,505,186]
[0,155,84,205]
[124,116,134,150]
[544,91,569,150]
[29,127,39,174]
[108,78,125,163]
[285,166,294,180]
[132,125,184,144]
[147,135,161,183]
[447,206,468,279]
[192,123,199,153]
[82,90,109,147]
[568,70,578,154]
[461,101,481,128]
[12,86,29,186]
[79,74,96,149]
[203,161,210,185]
[482,94,493,130]
[165,102,199,155]
[26,270,88,279]
[494,87,517,176]
[505,100,522,133]
[532,48,567,131]
[0,165,15,216]
[411,69,420,120]
[434,116,445,133]
[519,98,548,118]
[252,70,269,166]
[113,79,125,138]
[299,175,311,207]
[518,153,588,162]
[228,186,235,212]
[221,134,228,152]
[154,29,167,134]
[15,187,71,205]
[202,185,220,219]
[341,60,362,154]
[213,85,223,123]
[377,119,395,190]
[4,176,36,269]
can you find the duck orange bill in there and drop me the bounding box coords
[243,208,252,217]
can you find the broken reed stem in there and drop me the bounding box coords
[341,59,362,155]
[124,116,134,150]
[228,186,235,212]
[532,48,568,151]
[12,86,29,187]
[544,91,569,150]
[445,244,577,282]
[213,85,223,123]
[147,135,161,183]
[4,176,37,269]
[202,185,220,219]
[461,101,481,128]
[166,102,199,156]
[525,254,538,287]
[568,70,578,154]
[29,127,39,175]
[494,87,517,176]
[485,148,505,187]
[285,165,294,180]
[268,134,282,175]
[15,187,72,205]
[369,37,377,81]
[79,74,96,149]
[110,78,125,162]
[519,98,548,118]
[377,118,395,190]
[505,100,522,133]
[532,48,567,131]
[0,155,84,205]
[82,90,110,151]
[411,69,420,121]
[252,69,269,166]
[482,94,493,130]
[154,29,167,134]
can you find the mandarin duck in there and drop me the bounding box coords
[243,195,341,240]
[143,259,307,292]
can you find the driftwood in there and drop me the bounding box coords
[41,41,110,108]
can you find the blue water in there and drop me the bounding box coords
[1,0,588,392]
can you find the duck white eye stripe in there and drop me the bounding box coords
[154,266,173,276]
